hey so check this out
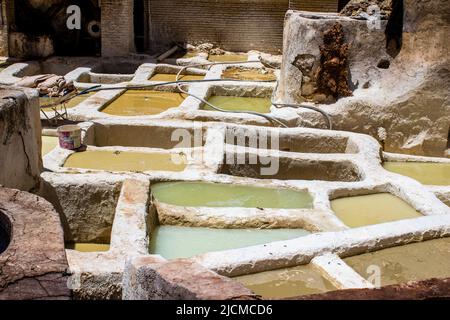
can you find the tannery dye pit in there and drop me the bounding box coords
[42,135,59,156]
[149,74,205,82]
[204,96,272,113]
[101,90,187,116]
[344,238,450,286]
[222,67,277,81]
[66,243,111,253]
[151,182,314,209]
[331,193,422,228]
[149,226,310,260]
[208,54,248,62]
[383,162,450,186]
[1,0,449,302]
[234,264,337,299]
[63,151,187,172]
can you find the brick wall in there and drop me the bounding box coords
[100,0,135,57]
[290,0,339,12]
[147,0,289,54]
[146,0,340,54]
[100,0,339,56]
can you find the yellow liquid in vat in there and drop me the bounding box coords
[66,243,110,252]
[64,150,187,172]
[344,237,450,286]
[101,90,187,116]
[222,67,276,81]
[331,193,422,228]
[383,162,450,185]
[204,96,272,113]
[42,136,59,155]
[40,92,94,111]
[234,265,337,298]
[149,73,205,82]
[208,54,248,62]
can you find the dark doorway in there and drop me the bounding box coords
[134,0,148,53]
[14,0,101,56]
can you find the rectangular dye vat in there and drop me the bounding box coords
[344,237,450,286]
[16,62,79,77]
[383,162,450,185]
[331,193,422,228]
[91,124,205,149]
[151,182,313,209]
[65,243,110,253]
[77,73,134,84]
[42,135,59,156]
[220,157,361,182]
[222,67,276,81]
[225,128,356,153]
[208,54,248,62]
[91,62,141,75]
[101,90,187,116]
[41,178,122,250]
[149,73,205,82]
[149,225,310,260]
[39,92,94,112]
[234,264,337,299]
[204,96,272,113]
[63,150,187,172]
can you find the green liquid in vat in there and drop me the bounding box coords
[204,96,272,113]
[151,182,314,209]
[149,226,310,259]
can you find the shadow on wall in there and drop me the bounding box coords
[0,210,11,254]
[385,0,404,58]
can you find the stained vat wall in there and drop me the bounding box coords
[0,87,42,191]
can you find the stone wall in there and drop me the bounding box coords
[100,0,135,57]
[277,0,450,157]
[0,87,42,191]
[0,187,70,300]
[0,0,10,56]
[290,0,338,12]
